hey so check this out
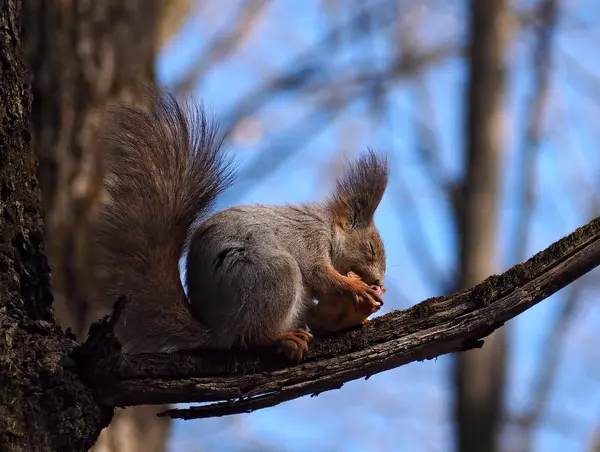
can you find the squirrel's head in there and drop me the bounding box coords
[327,149,389,287]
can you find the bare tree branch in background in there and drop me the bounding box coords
[218,2,407,133]
[222,42,454,203]
[211,3,461,212]
[453,2,509,452]
[174,0,272,95]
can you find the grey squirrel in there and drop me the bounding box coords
[92,91,389,363]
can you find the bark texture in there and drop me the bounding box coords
[453,1,510,451]
[0,1,109,450]
[21,2,170,451]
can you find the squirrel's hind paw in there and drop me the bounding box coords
[273,328,313,363]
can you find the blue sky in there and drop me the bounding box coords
[156,1,600,450]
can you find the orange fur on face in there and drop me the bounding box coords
[307,271,385,336]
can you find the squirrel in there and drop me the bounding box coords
[92,90,389,363]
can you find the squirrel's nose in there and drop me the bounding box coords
[372,278,383,287]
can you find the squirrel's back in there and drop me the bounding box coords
[92,90,234,353]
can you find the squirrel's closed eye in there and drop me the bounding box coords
[369,242,375,256]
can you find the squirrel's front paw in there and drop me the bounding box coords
[274,328,313,363]
[358,284,386,315]
[345,272,384,310]
[346,271,385,314]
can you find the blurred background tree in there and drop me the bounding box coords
[22,1,183,451]
[21,0,600,451]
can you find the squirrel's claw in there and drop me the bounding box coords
[352,285,383,309]
[274,328,313,363]
[345,271,385,309]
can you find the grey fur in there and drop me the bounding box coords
[187,204,332,348]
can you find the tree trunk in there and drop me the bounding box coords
[21,2,171,451]
[453,1,509,452]
[0,1,108,450]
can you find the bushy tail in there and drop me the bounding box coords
[92,90,234,353]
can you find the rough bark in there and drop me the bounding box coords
[20,1,170,451]
[0,1,109,450]
[453,1,510,452]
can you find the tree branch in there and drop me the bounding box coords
[74,215,600,420]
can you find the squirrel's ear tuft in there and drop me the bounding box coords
[328,149,389,228]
